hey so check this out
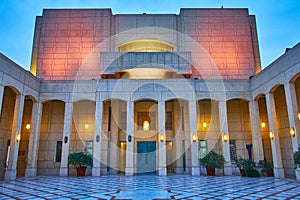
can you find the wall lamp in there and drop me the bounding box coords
[269,131,274,140]
[160,134,165,142]
[192,134,197,142]
[143,121,150,132]
[16,133,21,142]
[290,127,295,137]
[64,136,68,143]
[222,133,229,142]
[203,121,207,128]
[128,135,132,142]
[261,121,266,128]
[96,135,100,142]
[25,123,31,130]
[298,113,300,121]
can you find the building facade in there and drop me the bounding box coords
[0,8,300,180]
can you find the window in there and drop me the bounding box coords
[137,112,156,130]
[229,140,237,160]
[86,141,93,156]
[199,140,207,158]
[165,112,173,130]
[55,141,62,162]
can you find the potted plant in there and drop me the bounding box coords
[258,160,273,176]
[294,148,300,181]
[233,157,246,175]
[243,159,260,177]
[199,150,225,176]
[68,152,93,176]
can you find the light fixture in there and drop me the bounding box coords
[261,121,266,128]
[222,134,229,142]
[203,121,207,128]
[25,123,31,130]
[192,134,197,142]
[64,136,68,143]
[290,127,295,137]
[160,134,165,142]
[269,131,274,140]
[84,123,89,129]
[96,135,100,142]
[143,120,150,132]
[16,133,21,142]
[298,113,300,121]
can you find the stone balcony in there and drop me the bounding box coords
[100,52,192,75]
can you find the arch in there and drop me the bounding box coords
[197,97,220,102]
[164,97,189,102]
[118,39,174,52]
[254,93,266,101]
[103,98,127,103]
[24,95,37,102]
[4,85,21,95]
[289,72,300,83]
[72,99,95,104]
[269,84,283,93]
[134,98,158,103]
[226,98,250,103]
[41,99,66,104]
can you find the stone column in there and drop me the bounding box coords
[125,101,134,176]
[188,100,200,175]
[5,94,25,180]
[284,83,300,151]
[0,85,4,115]
[25,102,43,177]
[158,101,167,176]
[59,102,73,176]
[92,101,103,176]
[266,93,285,178]
[218,101,232,175]
[174,101,183,173]
[249,101,264,162]
[110,101,120,174]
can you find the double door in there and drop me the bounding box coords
[137,142,156,174]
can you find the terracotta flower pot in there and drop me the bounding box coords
[240,169,245,175]
[76,166,87,176]
[206,167,215,176]
[266,169,274,177]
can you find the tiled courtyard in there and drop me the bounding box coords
[1,175,300,199]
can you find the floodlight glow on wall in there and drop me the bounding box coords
[290,127,295,137]
[222,134,229,142]
[261,121,266,128]
[192,134,197,142]
[143,120,150,132]
[16,133,21,142]
[160,134,165,142]
[269,131,274,140]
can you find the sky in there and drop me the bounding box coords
[0,0,299,70]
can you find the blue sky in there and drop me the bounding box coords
[0,0,299,70]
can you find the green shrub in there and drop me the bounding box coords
[294,149,300,168]
[68,152,93,167]
[199,150,225,169]
[246,169,261,177]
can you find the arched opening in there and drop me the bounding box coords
[119,39,174,52]
[0,87,17,178]
[38,100,65,176]
[227,99,252,174]
[17,96,34,177]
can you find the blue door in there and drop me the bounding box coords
[137,142,156,174]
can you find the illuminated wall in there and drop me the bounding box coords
[31,8,261,80]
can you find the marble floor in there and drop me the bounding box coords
[0,175,300,199]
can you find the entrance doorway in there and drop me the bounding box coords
[137,142,156,174]
[119,142,126,173]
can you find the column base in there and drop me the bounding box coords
[109,168,119,174]
[125,167,134,176]
[92,167,101,176]
[158,167,167,176]
[273,168,285,178]
[191,167,200,176]
[25,168,37,177]
[295,169,300,181]
[175,167,185,174]
[224,166,232,175]
[5,170,17,181]
[59,167,68,176]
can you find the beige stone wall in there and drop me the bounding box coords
[38,101,65,175]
